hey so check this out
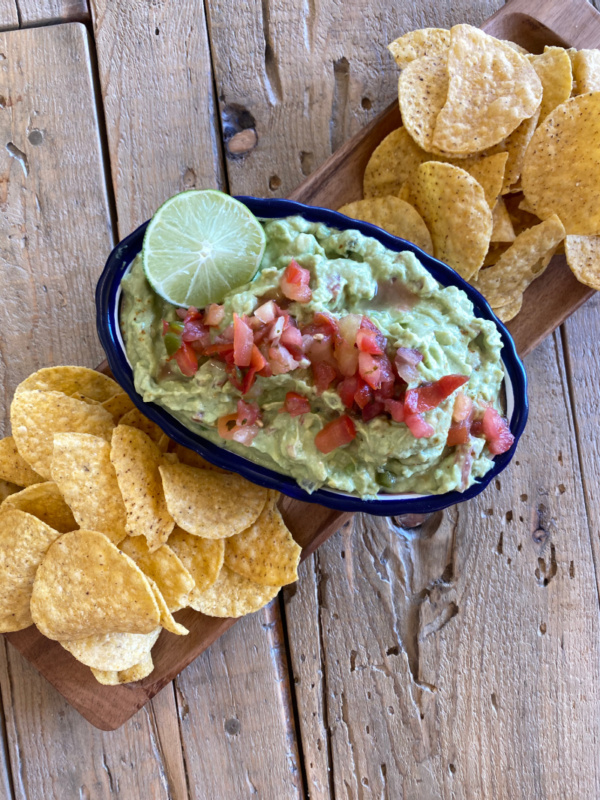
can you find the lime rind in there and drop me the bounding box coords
[142,190,266,308]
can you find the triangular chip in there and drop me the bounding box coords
[0,436,44,487]
[571,49,600,94]
[92,652,154,685]
[10,390,114,480]
[119,408,169,452]
[488,108,540,193]
[15,366,120,403]
[432,25,542,155]
[224,502,301,586]
[398,51,450,155]
[168,527,224,592]
[466,152,508,209]
[565,235,600,290]
[30,530,160,641]
[388,28,450,69]
[61,627,161,671]
[338,197,433,254]
[159,463,268,539]
[528,47,572,121]
[119,536,194,612]
[102,392,136,423]
[1,482,77,533]
[147,578,188,635]
[189,565,280,618]
[51,433,126,544]
[0,509,62,632]
[110,425,174,551]
[490,198,516,243]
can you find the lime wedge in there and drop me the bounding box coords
[142,190,266,308]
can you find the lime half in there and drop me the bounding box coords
[142,190,266,308]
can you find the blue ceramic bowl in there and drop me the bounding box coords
[96,196,528,516]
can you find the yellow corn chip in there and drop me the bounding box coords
[491,198,516,243]
[61,627,161,671]
[168,527,224,592]
[493,294,523,322]
[502,41,529,55]
[471,215,565,306]
[0,436,44,487]
[147,578,188,635]
[0,509,62,632]
[465,152,508,209]
[565,235,600,290]
[527,47,572,121]
[119,536,194,612]
[70,392,100,406]
[398,52,450,155]
[30,529,160,641]
[15,366,120,403]
[522,94,600,234]
[571,49,600,94]
[0,480,19,503]
[102,392,136,423]
[407,161,492,280]
[10,390,114,480]
[159,463,268,539]
[189,565,280,618]
[110,425,174,551]
[170,442,227,472]
[91,653,154,685]
[363,127,431,198]
[488,108,540,193]
[388,28,450,69]
[504,192,541,236]
[119,408,169,452]
[1,482,77,533]
[51,433,127,545]
[482,242,512,268]
[337,197,433,254]
[224,502,301,587]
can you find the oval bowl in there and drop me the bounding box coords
[96,196,528,516]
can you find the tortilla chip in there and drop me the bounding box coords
[504,192,542,236]
[522,94,600,235]
[10,390,114,480]
[30,529,160,641]
[110,425,174,551]
[0,436,44,487]
[159,463,268,539]
[15,366,120,403]
[565,235,600,290]
[168,527,224,592]
[337,197,433,254]
[61,627,161,671]
[471,215,565,306]
[493,293,523,322]
[465,152,508,209]
[189,565,280,618]
[488,108,541,193]
[0,509,62,632]
[1,482,77,533]
[0,480,19,503]
[490,198,516,243]
[571,49,600,94]
[482,242,512,268]
[146,578,188,635]
[406,161,492,280]
[102,392,136,423]
[224,502,301,587]
[388,28,450,69]
[51,433,127,545]
[119,408,169,452]
[502,41,529,55]
[363,127,431,198]
[528,47,572,121]
[91,653,154,685]
[119,536,194,612]
[398,52,450,155]
[70,392,100,406]
[432,25,542,155]
[170,442,227,472]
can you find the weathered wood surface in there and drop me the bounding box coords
[18,0,88,26]
[0,2,16,30]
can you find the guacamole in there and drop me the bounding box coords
[120,216,508,498]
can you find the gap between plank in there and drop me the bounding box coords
[201,0,231,194]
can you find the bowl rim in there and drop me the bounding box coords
[96,195,528,516]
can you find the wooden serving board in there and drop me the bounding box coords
[5,0,600,731]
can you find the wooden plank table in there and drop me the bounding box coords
[0,0,599,797]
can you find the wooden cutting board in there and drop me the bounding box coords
[5,0,600,730]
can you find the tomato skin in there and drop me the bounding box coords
[394,347,423,383]
[217,414,239,440]
[315,415,357,454]
[446,421,471,446]
[358,352,382,390]
[283,392,311,417]
[384,398,405,423]
[354,379,373,409]
[174,341,198,377]
[404,412,435,438]
[337,375,359,409]
[236,399,260,427]
[280,324,303,356]
[405,374,469,414]
[233,313,254,367]
[356,328,384,355]
[281,259,312,303]
[312,362,338,393]
[362,401,385,422]
[482,407,515,455]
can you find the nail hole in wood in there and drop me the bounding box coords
[361,96,372,109]
[269,174,281,191]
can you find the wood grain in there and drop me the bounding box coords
[17,0,88,26]
[0,2,16,31]
[90,0,225,236]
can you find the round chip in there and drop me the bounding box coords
[147,578,188,635]
[119,536,194,612]
[102,392,136,423]
[522,93,600,234]
[118,408,169,452]
[527,47,573,122]
[61,627,161,671]
[30,530,160,641]
[10,390,115,480]
[15,366,120,403]
[363,127,431,198]
[189,565,280,618]
[1,482,77,533]
[159,463,268,539]
[398,52,451,155]
[168,528,224,592]
[565,235,600,290]
[92,653,154,685]
[493,294,523,322]
[388,28,450,70]
[0,436,44,487]
[407,161,492,280]
[338,197,433,254]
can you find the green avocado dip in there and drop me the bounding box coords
[120,215,511,499]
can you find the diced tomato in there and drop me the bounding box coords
[225,363,244,392]
[281,259,312,303]
[312,362,337,393]
[217,414,239,440]
[176,308,188,320]
[280,324,303,356]
[354,379,372,409]
[447,392,474,447]
[315,415,356,454]
[384,398,405,423]
[162,319,169,336]
[362,401,385,422]
[268,344,299,375]
[254,300,277,324]
[482,407,515,455]
[394,347,423,384]
[470,419,484,438]
[204,303,225,327]
[405,374,469,415]
[182,318,210,348]
[283,392,311,417]
[377,353,395,399]
[173,341,198,377]
[220,324,234,342]
[446,421,471,446]
[358,352,382,390]
[233,313,254,367]
[356,328,384,355]
[237,399,260,427]
[337,375,359,409]
[204,341,234,356]
[183,307,202,323]
[404,413,435,438]
[267,316,285,344]
[310,312,340,341]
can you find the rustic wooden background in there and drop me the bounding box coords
[0,0,599,797]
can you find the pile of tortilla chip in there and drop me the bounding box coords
[338,24,600,321]
[0,366,300,685]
